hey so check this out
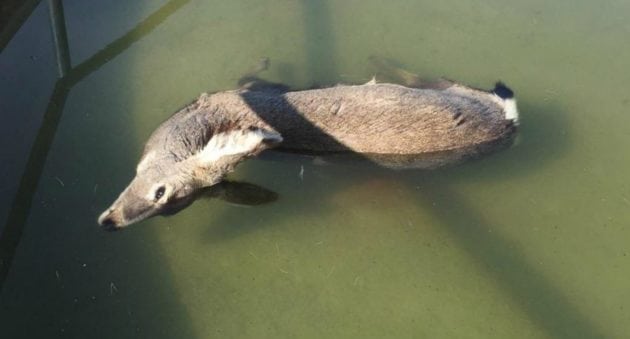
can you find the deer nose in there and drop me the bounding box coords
[98,209,122,231]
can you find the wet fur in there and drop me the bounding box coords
[143,82,517,169]
[99,62,519,228]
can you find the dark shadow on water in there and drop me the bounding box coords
[430,100,572,184]
[0,0,601,337]
[0,1,198,338]
[402,102,603,338]
[301,0,337,84]
[0,0,191,292]
[412,180,605,339]
[208,181,278,206]
[203,7,604,333]
[206,93,605,337]
[410,102,605,338]
[0,0,40,52]
[160,180,278,219]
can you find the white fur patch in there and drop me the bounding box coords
[492,94,519,125]
[503,98,519,124]
[197,129,282,163]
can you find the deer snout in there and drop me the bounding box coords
[98,208,124,231]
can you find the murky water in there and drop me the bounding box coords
[1,0,629,338]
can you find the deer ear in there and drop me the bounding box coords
[196,127,283,166]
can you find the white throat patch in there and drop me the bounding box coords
[197,128,283,163]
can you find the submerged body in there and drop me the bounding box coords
[148,81,518,168]
[98,78,519,229]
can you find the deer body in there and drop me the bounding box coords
[99,79,519,229]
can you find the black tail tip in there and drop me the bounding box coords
[493,81,514,99]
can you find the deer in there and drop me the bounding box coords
[98,58,519,230]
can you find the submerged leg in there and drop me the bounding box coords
[368,55,453,90]
[237,57,289,93]
[203,181,278,206]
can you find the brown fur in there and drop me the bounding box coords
[170,82,517,167]
[99,77,518,229]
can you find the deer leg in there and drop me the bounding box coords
[368,55,454,90]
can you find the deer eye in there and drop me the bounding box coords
[154,186,166,201]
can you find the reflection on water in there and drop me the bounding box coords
[1,0,630,338]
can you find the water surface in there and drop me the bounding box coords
[1,0,629,338]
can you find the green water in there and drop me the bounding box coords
[1,0,630,338]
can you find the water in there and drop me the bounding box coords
[1,0,629,338]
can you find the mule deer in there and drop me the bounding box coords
[98,59,519,229]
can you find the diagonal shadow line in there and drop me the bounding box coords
[0,80,70,290]
[415,180,606,339]
[0,0,190,292]
[240,0,369,159]
[3,0,603,336]
[240,0,373,160]
[301,0,337,84]
[0,0,40,52]
[66,0,191,86]
[239,89,360,155]
[230,80,600,337]
[234,1,605,337]
[238,86,604,338]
